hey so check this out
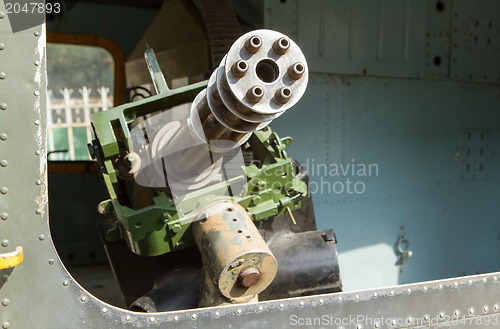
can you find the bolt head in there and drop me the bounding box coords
[238,267,261,287]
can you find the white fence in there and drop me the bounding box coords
[48,87,113,161]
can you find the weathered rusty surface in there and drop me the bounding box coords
[192,200,277,300]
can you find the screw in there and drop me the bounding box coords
[231,60,248,78]
[288,62,305,80]
[245,36,262,54]
[246,85,264,103]
[0,187,8,194]
[1,240,8,247]
[0,133,7,141]
[273,37,290,55]
[275,87,292,104]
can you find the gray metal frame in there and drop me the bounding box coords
[1,1,500,328]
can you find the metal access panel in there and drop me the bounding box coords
[266,0,500,292]
[2,1,500,329]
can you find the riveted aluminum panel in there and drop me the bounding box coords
[266,0,452,79]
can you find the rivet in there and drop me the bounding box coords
[494,276,498,281]
[0,160,7,167]
[454,282,458,287]
[258,306,263,311]
[407,288,412,293]
[468,279,473,285]
[48,259,54,265]
[39,235,45,241]
[423,286,428,291]
[407,317,412,323]
[391,319,396,325]
[63,280,69,286]
[34,91,39,96]
[1,299,9,306]
[494,304,499,311]
[34,60,40,66]
[0,72,5,79]
[0,213,7,220]
[355,294,359,299]
[0,133,7,141]
[214,311,220,317]
[279,303,284,309]
[390,290,395,295]
[34,31,40,37]
[0,103,6,110]
[237,308,242,314]
[439,312,444,318]
[174,316,179,321]
[149,317,154,322]
[373,292,378,297]
[483,306,488,312]
[0,11,4,19]
[35,150,41,155]
[338,297,342,301]
[300,301,305,306]
[0,43,4,50]
[2,321,10,329]
[34,119,40,125]
[125,315,131,321]
[35,179,42,185]
[482,278,487,283]
[35,209,41,214]
[374,324,379,328]
[191,314,197,319]
[1,274,9,282]
[424,315,429,321]
[469,308,474,314]
[1,240,8,247]
[0,187,8,194]
[319,298,324,304]
[438,284,443,290]
[454,310,459,316]
[102,308,108,313]
[356,325,362,329]
[81,296,87,302]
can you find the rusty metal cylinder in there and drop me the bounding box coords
[192,200,278,299]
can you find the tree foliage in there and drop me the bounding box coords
[47,44,114,96]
